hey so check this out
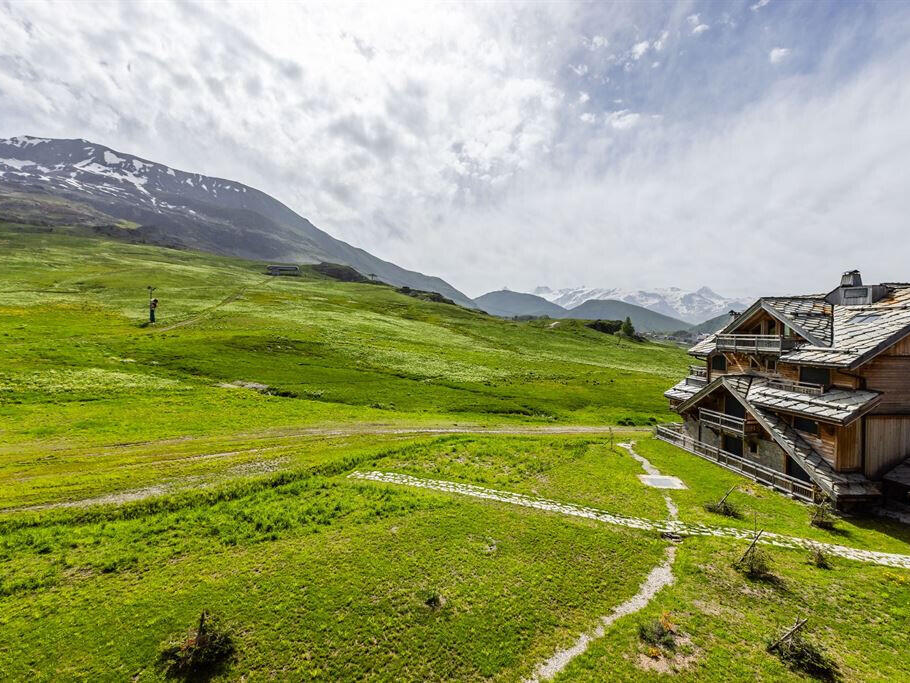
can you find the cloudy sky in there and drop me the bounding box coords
[2,0,910,298]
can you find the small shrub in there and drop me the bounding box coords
[158,611,235,680]
[736,546,773,580]
[771,631,840,681]
[638,611,677,651]
[423,591,445,610]
[705,499,742,519]
[811,548,832,569]
[810,501,836,530]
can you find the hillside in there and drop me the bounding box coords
[2,227,908,682]
[689,309,740,335]
[560,298,690,332]
[473,289,567,318]
[0,136,475,307]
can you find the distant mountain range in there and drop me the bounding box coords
[0,135,475,307]
[472,289,691,332]
[473,289,742,333]
[533,285,750,324]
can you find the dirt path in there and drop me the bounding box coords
[348,471,910,569]
[526,444,681,681]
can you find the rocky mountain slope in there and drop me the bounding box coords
[0,135,475,307]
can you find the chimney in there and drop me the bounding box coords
[826,269,889,305]
[840,270,862,287]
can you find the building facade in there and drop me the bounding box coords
[659,271,910,508]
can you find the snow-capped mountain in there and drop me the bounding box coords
[0,135,475,307]
[532,285,750,324]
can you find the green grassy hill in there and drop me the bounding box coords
[0,225,687,451]
[2,224,908,682]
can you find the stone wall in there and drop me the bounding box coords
[749,436,787,473]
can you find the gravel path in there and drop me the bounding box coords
[348,471,910,569]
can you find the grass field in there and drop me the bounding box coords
[1,226,908,681]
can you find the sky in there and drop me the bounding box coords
[2,0,910,299]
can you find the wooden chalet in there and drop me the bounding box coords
[658,271,910,509]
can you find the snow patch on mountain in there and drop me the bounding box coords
[533,285,750,324]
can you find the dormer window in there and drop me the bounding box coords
[711,355,727,371]
[844,287,870,305]
[799,366,829,387]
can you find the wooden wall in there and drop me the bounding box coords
[835,420,862,472]
[864,416,910,478]
[861,357,910,414]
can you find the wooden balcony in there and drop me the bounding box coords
[688,365,707,378]
[654,424,815,503]
[699,407,760,435]
[714,334,799,354]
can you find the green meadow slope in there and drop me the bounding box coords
[0,224,687,450]
[2,224,909,682]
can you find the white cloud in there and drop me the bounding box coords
[631,40,650,60]
[751,0,771,11]
[1,1,909,299]
[589,35,608,49]
[769,47,791,64]
[606,110,641,129]
[688,14,710,34]
[652,61,661,69]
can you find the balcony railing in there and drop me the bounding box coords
[766,378,825,396]
[715,334,800,354]
[698,407,759,435]
[654,424,815,503]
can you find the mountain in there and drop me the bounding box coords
[688,310,740,335]
[533,285,750,324]
[0,135,475,307]
[559,299,690,332]
[473,290,567,318]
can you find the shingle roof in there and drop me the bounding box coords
[781,286,910,367]
[664,378,703,403]
[751,406,880,501]
[763,297,833,345]
[688,284,910,369]
[746,380,880,425]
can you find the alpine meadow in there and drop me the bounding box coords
[3,1,910,681]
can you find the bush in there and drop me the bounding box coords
[638,612,677,651]
[811,548,832,569]
[736,545,773,580]
[705,499,742,518]
[158,611,235,680]
[771,631,840,681]
[810,501,836,530]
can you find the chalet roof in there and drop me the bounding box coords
[781,286,910,368]
[664,378,703,403]
[762,297,833,345]
[746,380,880,426]
[687,284,910,369]
[751,406,880,501]
[674,375,754,414]
[688,334,717,357]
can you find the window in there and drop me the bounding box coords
[851,313,881,325]
[765,358,777,372]
[749,441,758,454]
[793,416,819,435]
[844,287,869,305]
[711,355,727,371]
[799,366,830,387]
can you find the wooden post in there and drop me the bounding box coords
[738,529,765,564]
[768,617,808,652]
[717,485,737,506]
